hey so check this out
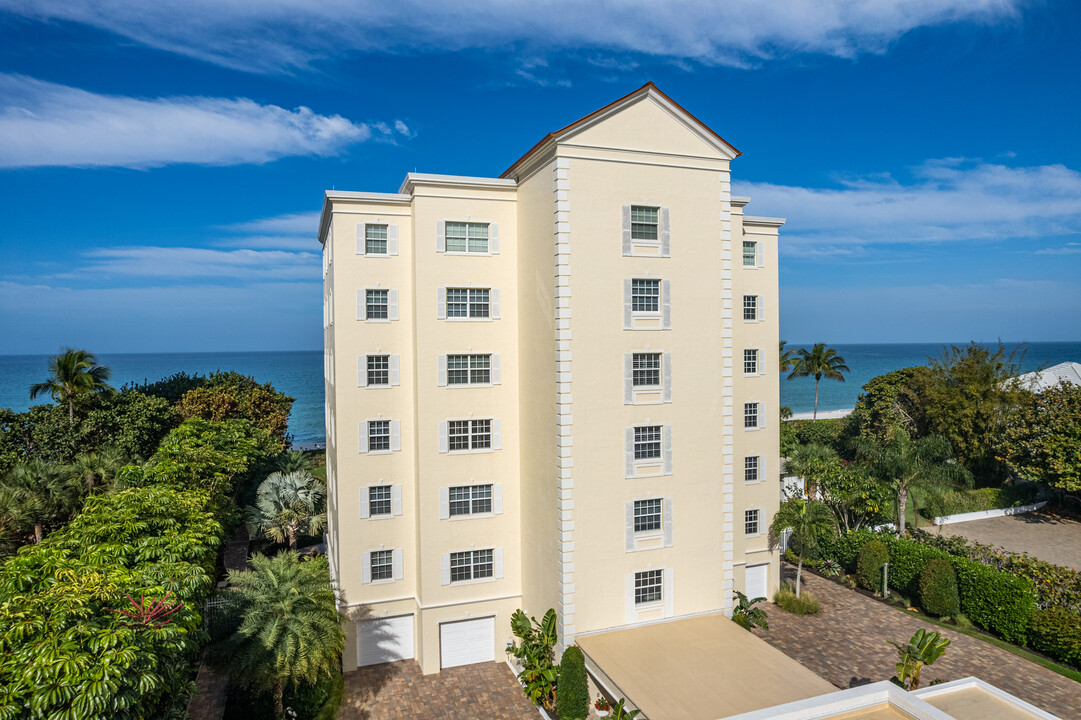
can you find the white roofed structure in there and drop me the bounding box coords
[1017,362,1081,392]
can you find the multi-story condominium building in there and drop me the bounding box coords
[319,82,784,675]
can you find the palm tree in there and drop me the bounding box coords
[29,348,113,424]
[245,471,326,550]
[784,443,838,498]
[214,552,344,720]
[853,430,970,537]
[67,448,129,493]
[779,340,796,373]
[0,458,84,543]
[274,449,313,474]
[787,343,850,420]
[769,497,835,597]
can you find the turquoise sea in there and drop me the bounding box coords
[1,342,1078,444]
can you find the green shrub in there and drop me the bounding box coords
[922,485,1039,519]
[919,558,960,617]
[858,539,889,593]
[788,418,847,453]
[824,530,877,572]
[784,549,823,568]
[557,646,588,720]
[950,556,1035,644]
[882,535,949,597]
[1028,608,1081,670]
[774,584,820,615]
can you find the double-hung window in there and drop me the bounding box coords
[449,484,493,516]
[368,485,392,516]
[634,569,663,605]
[448,354,490,385]
[632,353,661,387]
[445,222,489,254]
[366,289,389,320]
[367,355,390,386]
[745,456,760,484]
[366,224,389,255]
[633,425,662,461]
[745,509,761,536]
[743,295,759,321]
[743,349,759,376]
[632,279,660,313]
[370,550,393,581]
[448,419,491,451]
[744,403,760,429]
[633,499,662,533]
[630,206,659,241]
[368,420,391,451]
[742,240,757,267]
[450,549,493,582]
[447,288,490,319]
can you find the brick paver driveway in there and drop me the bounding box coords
[929,510,1081,571]
[754,566,1081,720]
[338,660,536,720]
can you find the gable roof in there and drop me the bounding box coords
[500,81,740,179]
[1017,361,1081,392]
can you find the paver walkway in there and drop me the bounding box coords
[754,566,1081,720]
[186,656,228,720]
[930,510,1081,571]
[339,660,537,720]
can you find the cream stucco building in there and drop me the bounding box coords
[318,83,784,675]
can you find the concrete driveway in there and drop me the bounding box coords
[928,511,1081,570]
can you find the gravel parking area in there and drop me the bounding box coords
[927,510,1081,570]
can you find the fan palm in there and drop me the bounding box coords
[67,447,129,493]
[769,497,835,597]
[213,552,344,720]
[29,348,113,424]
[853,429,971,536]
[274,449,313,474]
[787,343,850,420]
[245,471,326,550]
[0,458,83,543]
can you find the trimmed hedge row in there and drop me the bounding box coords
[1028,608,1081,670]
[921,485,1039,519]
[557,646,588,720]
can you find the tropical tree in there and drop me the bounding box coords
[245,471,326,550]
[274,449,313,474]
[784,443,837,498]
[1000,381,1081,492]
[213,552,344,720]
[66,447,129,492]
[0,457,84,542]
[29,348,113,424]
[890,629,950,690]
[779,340,796,373]
[769,498,835,597]
[787,343,850,421]
[853,430,970,536]
[506,608,558,710]
[731,591,769,630]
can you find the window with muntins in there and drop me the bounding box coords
[745,456,759,483]
[369,485,392,516]
[745,509,760,536]
[450,549,494,582]
[743,295,758,321]
[369,420,391,451]
[634,569,663,604]
[448,419,492,451]
[448,354,491,385]
[370,549,393,581]
[366,289,389,320]
[633,499,662,532]
[446,288,490,318]
[743,349,759,375]
[367,355,390,385]
[366,224,389,255]
[634,425,662,460]
[631,206,659,241]
[449,484,493,516]
[744,403,759,429]
[632,353,661,387]
[742,241,757,267]
[445,222,489,253]
[632,279,660,313]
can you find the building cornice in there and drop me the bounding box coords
[318,190,411,244]
[398,172,517,195]
[730,196,752,207]
[743,215,786,228]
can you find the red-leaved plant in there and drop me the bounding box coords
[110,591,183,628]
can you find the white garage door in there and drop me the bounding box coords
[440,617,495,669]
[357,615,414,667]
[746,563,769,602]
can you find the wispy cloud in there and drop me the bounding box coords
[1036,242,1081,255]
[80,246,319,281]
[735,158,1081,255]
[0,74,398,168]
[215,211,321,250]
[1,0,1023,74]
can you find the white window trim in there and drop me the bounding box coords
[363,547,403,585]
[626,567,673,621]
[742,293,764,323]
[743,402,764,431]
[361,483,402,520]
[444,547,504,586]
[744,508,764,537]
[744,455,766,485]
[441,483,502,520]
[624,278,671,331]
[625,424,673,478]
[360,418,402,455]
[439,417,502,454]
[741,239,761,269]
[622,204,671,258]
[440,286,500,322]
[358,353,400,389]
[625,351,671,405]
[439,220,500,256]
[440,353,501,388]
[359,287,399,323]
[743,347,761,377]
[356,222,399,257]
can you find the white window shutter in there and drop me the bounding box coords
[439,487,450,519]
[664,569,674,616]
[393,549,403,580]
[441,554,451,585]
[361,552,372,584]
[388,224,399,256]
[623,279,633,329]
[356,223,365,255]
[625,573,635,624]
[662,353,672,403]
[621,205,632,256]
[491,354,502,385]
[757,240,764,268]
[757,294,764,321]
[493,484,503,514]
[390,355,400,386]
[391,485,402,516]
[388,289,399,321]
[624,354,633,404]
[625,501,635,552]
[356,289,364,321]
[664,498,674,547]
[760,405,767,429]
[491,223,500,254]
[437,355,448,387]
[761,456,767,484]
[358,422,369,454]
[390,420,401,452]
[660,207,671,257]
[491,289,501,319]
[358,355,367,388]
[359,487,370,519]
[438,421,449,453]
[662,280,672,329]
[437,288,446,320]
[492,418,502,450]
[663,425,673,475]
[436,221,446,253]
[494,548,504,579]
[625,428,635,478]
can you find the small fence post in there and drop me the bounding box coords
[882,562,890,598]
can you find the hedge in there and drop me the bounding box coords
[857,540,888,594]
[919,559,960,618]
[1028,608,1081,670]
[921,485,1039,519]
[557,646,588,720]
[787,418,847,453]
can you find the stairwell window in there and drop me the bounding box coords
[634,569,663,605]
[446,222,489,253]
[631,206,659,241]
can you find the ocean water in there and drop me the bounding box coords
[1,342,1079,444]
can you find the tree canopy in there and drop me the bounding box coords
[787,343,850,420]
[29,348,114,424]
[999,381,1081,493]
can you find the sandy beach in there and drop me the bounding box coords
[789,408,853,421]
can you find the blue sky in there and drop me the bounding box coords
[0,0,1079,353]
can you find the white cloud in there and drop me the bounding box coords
[0,0,1023,74]
[735,159,1081,254]
[1036,242,1081,255]
[80,246,319,280]
[0,74,372,168]
[215,211,321,250]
